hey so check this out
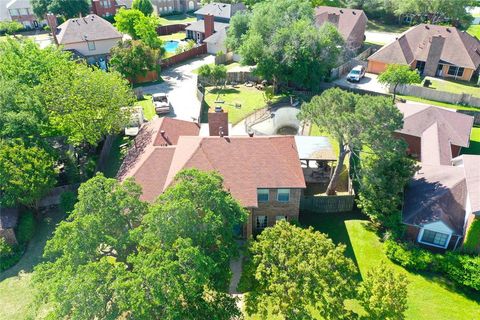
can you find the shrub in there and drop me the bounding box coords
[384,240,434,271]
[442,252,480,291]
[16,211,35,245]
[463,219,480,253]
[0,237,21,272]
[60,191,77,215]
[0,237,12,257]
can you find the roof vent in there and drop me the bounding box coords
[219,126,224,137]
[446,28,451,32]
[339,9,343,13]
[248,131,254,137]
[160,130,166,136]
[425,25,430,30]
[352,11,356,15]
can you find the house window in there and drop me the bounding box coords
[447,66,464,77]
[275,215,287,223]
[9,9,19,16]
[415,61,425,74]
[87,41,96,51]
[101,0,111,8]
[277,189,290,202]
[19,8,28,15]
[257,189,269,202]
[256,216,268,230]
[420,229,450,248]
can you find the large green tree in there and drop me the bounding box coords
[393,0,473,25]
[132,0,154,16]
[38,62,135,147]
[358,263,409,320]
[378,64,421,101]
[114,8,162,48]
[245,221,358,319]
[233,0,344,90]
[299,88,405,195]
[34,170,246,318]
[0,140,56,208]
[110,39,160,80]
[31,0,90,19]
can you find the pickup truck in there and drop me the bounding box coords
[152,93,170,115]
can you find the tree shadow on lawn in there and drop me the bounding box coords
[299,209,368,280]
[207,88,241,95]
[418,271,480,303]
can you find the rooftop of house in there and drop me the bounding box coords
[314,6,367,42]
[56,14,122,44]
[403,164,467,235]
[194,2,246,20]
[0,207,19,230]
[119,117,308,207]
[6,0,30,9]
[185,19,229,33]
[204,25,228,44]
[368,24,480,69]
[396,103,474,165]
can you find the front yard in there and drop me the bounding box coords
[203,86,285,125]
[467,25,480,38]
[417,77,480,98]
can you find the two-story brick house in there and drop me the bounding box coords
[91,0,132,18]
[117,113,308,237]
[6,0,44,29]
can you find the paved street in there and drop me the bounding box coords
[365,30,399,45]
[139,55,215,121]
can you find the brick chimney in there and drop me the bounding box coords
[208,107,229,137]
[204,14,215,39]
[327,13,339,26]
[424,35,446,77]
[46,13,59,45]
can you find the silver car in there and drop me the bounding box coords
[152,93,170,115]
[346,65,366,82]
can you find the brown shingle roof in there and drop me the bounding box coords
[56,14,122,44]
[0,208,18,230]
[403,164,467,234]
[458,155,480,213]
[163,136,306,207]
[194,2,246,20]
[397,103,473,165]
[368,24,480,69]
[314,6,367,45]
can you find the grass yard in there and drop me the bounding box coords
[298,212,480,320]
[462,126,480,155]
[136,95,156,121]
[203,86,285,125]
[467,25,480,38]
[366,19,410,33]
[398,95,480,111]
[101,135,132,178]
[418,77,480,98]
[157,13,196,26]
[159,31,186,42]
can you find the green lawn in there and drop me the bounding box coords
[159,31,186,42]
[366,19,410,33]
[101,135,132,178]
[203,86,285,125]
[0,209,65,320]
[467,25,480,38]
[157,14,196,26]
[417,77,480,98]
[136,95,155,121]
[462,126,480,155]
[398,95,480,111]
[299,212,480,320]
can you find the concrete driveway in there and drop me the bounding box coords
[139,55,215,121]
[334,72,388,94]
[365,30,399,45]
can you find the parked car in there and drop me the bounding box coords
[346,65,365,82]
[152,93,170,115]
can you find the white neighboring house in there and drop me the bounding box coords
[203,26,227,54]
[0,0,12,22]
[50,14,122,65]
[5,0,45,28]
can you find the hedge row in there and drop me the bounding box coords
[385,240,480,291]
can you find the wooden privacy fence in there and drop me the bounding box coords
[330,46,378,80]
[156,24,188,36]
[394,84,480,108]
[300,194,355,213]
[160,44,207,68]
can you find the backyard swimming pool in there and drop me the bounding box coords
[164,40,179,53]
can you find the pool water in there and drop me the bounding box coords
[164,40,179,53]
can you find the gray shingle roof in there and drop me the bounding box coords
[0,208,19,230]
[194,2,246,20]
[185,20,228,33]
[56,14,122,44]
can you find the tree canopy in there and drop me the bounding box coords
[378,64,421,101]
[0,21,23,35]
[0,140,56,208]
[298,88,405,195]
[132,0,154,16]
[31,0,90,19]
[245,221,358,319]
[33,169,247,319]
[114,8,163,49]
[110,39,160,80]
[230,0,344,90]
